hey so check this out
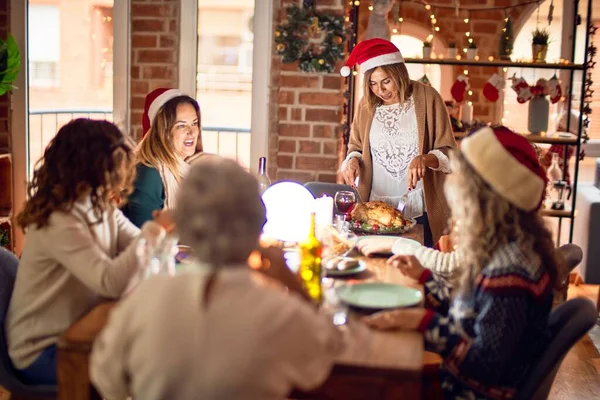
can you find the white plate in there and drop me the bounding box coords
[390,237,422,255]
[324,258,367,277]
[336,282,423,310]
[357,236,421,255]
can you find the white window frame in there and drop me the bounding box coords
[179,0,272,173]
[9,0,130,253]
[113,0,131,134]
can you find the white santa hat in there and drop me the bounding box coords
[142,88,185,136]
[340,38,404,77]
[461,126,547,212]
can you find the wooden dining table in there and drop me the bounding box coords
[57,225,428,400]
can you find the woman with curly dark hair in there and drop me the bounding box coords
[5,119,165,385]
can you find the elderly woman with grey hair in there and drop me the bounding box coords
[90,156,340,400]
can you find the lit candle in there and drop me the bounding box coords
[461,101,473,124]
[314,195,334,228]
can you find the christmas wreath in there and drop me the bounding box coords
[275,5,348,73]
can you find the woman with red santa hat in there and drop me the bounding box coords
[121,88,203,227]
[340,38,456,247]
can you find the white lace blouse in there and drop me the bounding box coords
[345,99,450,219]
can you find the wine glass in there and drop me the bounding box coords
[334,190,356,219]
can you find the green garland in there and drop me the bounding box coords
[275,5,348,73]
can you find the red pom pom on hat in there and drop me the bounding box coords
[339,38,404,77]
[142,88,184,136]
[461,126,547,212]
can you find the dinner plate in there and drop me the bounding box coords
[336,282,423,310]
[325,258,367,277]
[350,218,417,235]
[356,236,421,255]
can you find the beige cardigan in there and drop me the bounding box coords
[348,81,457,243]
[6,198,141,369]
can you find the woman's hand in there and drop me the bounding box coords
[357,237,396,257]
[253,247,313,303]
[407,154,439,189]
[362,308,427,330]
[342,157,360,186]
[387,255,425,280]
[152,210,176,233]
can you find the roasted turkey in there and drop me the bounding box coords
[350,201,405,227]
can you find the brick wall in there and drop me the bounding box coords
[129,0,180,139]
[268,0,540,182]
[270,0,346,184]
[0,0,9,150]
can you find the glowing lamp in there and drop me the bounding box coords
[261,182,315,242]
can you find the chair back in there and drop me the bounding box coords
[556,244,583,280]
[0,247,18,383]
[0,248,56,397]
[515,297,597,400]
[304,182,357,199]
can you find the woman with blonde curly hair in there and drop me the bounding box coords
[5,119,165,385]
[363,126,562,399]
[122,88,202,227]
[91,157,340,400]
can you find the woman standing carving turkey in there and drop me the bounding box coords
[340,38,457,246]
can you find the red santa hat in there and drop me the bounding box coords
[142,88,184,135]
[461,126,547,212]
[340,38,404,77]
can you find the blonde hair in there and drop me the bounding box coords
[448,152,561,296]
[174,156,265,267]
[136,95,202,181]
[363,63,412,114]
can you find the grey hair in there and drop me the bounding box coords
[174,156,266,267]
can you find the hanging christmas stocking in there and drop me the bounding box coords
[451,75,469,103]
[483,73,506,102]
[418,74,432,86]
[511,74,532,103]
[547,75,563,104]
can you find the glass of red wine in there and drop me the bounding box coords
[334,191,356,219]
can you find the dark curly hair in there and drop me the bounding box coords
[18,119,136,230]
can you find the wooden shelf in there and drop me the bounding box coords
[0,151,10,161]
[454,131,578,145]
[404,58,585,70]
[0,212,11,224]
[541,208,573,218]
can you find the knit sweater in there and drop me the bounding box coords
[348,81,457,243]
[392,241,462,278]
[416,242,553,399]
[6,198,141,369]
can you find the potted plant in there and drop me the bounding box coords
[0,34,21,95]
[532,27,550,63]
[448,41,457,58]
[466,41,477,60]
[422,40,432,59]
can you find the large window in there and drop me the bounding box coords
[196,1,254,169]
[28,5,60,87]
[27,0,115,178]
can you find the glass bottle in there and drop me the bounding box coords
[299,212,323,303]
[257,157,271,195]
[547,152,562,182]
